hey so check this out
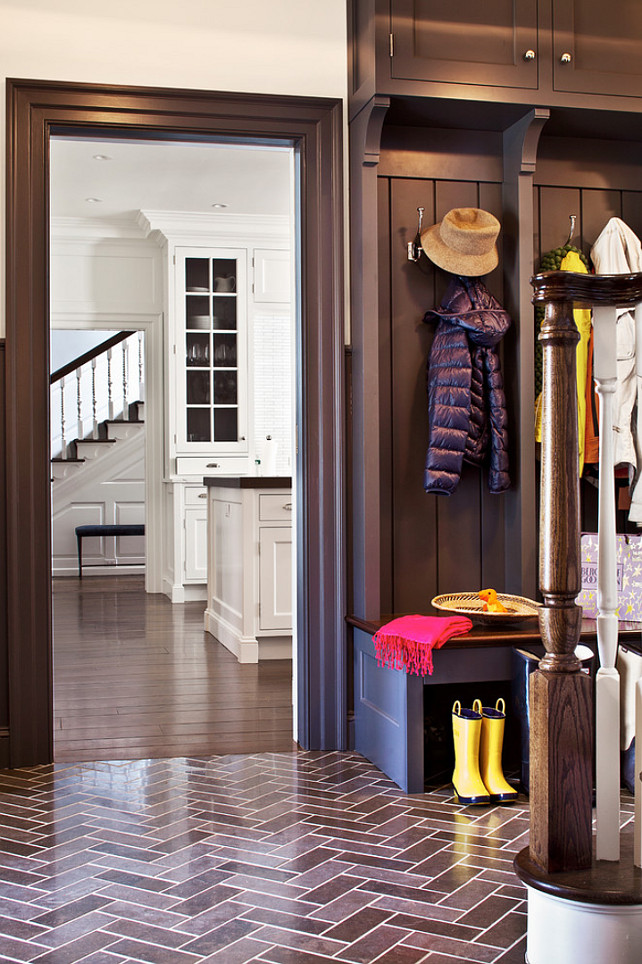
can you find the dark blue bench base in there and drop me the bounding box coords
[75,524,145,578]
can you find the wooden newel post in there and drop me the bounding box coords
[530,293,593,873]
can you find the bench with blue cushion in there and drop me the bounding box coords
[75,524,145,578]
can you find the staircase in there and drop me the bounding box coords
[51,399,145,482]
[50,332,147,574]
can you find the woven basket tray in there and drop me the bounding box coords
[431,592,540,625]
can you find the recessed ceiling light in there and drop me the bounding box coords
[211,203,228,209]
[92,154,112,161]
[85,197,103,203]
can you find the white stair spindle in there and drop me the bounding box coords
[91,357,98,439]
[138,331,145,402]
[107,347,114,421]
[122,339,129,420]
[633,679,642,867]
[60,376,67,459]
[593,304,621,862]
[76,367,84,442]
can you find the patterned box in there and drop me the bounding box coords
[577,532,642,619]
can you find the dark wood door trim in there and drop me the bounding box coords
[5,78,346,766]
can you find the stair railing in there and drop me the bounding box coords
[50,331,141,459]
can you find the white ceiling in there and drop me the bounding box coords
[50,136,293,222]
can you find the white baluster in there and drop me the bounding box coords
[91,358,98,439]
[593,304,621,862]
[633,679,642,867]
[122,339,129,420]
[60,376,67,459]
[107,348,114,421]
[76,367,83,442]
[138,331,145,402]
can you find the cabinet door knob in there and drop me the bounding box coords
[560,52,572,64]
[283,502,293,511]
[206,462,219,468]
[523,49,536,61]
[198,493,207,499]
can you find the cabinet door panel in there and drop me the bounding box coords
[175,247,247,455]
[391,0,538,89]
[259,527,292,631]
[184,506,208,582]
[553,0,642,97]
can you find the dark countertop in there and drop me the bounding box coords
[346,613,642,653]
[203,477,292,489]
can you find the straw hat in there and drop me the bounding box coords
[421,207,500,276]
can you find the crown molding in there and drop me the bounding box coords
[50,216,148,241]
[137,209,291,244]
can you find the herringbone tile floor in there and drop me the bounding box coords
[0,751,634,964]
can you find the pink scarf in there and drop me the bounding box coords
[373,614,473,676]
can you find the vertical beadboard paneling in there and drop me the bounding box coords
[384,176,509,610]
[378,177,394,613]
[581,189,621,248]
[478,182,508,592]
[621,192,642,238]
[389,177,438,612]
[538,187,583,255]
[433,180,483,597]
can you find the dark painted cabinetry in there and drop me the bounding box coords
[390,0,538,90]
[552,0,642,98]
[351,1,642,116]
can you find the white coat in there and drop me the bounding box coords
[590,217,642,523]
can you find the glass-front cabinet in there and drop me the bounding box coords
[175,246,247,455]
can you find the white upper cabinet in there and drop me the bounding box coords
[172,246,248,457]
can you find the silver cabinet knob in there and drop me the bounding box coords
[523,49,536,61]
[283,502,292,511]
[198,493,207,499]
[560,52,572,63]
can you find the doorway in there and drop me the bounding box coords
[5,79,345,767]
[47,131,299,761]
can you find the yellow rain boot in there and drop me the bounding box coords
[477,698,518,803]
[451,700,490,805]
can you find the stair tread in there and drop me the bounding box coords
[74,437,117,444]
[103,419,144,425]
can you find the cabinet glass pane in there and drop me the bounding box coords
[212,258,236,292]
[186,295,210,329]
[186,332,210,367]
[186,258,209,292]
[186,371,210,404]
[187,408,211,442]
[213,333,237,367]
[212,296,236,330]
[214,409,237,442]
[213,371,237,405]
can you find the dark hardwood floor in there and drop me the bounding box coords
[53,575,295,763]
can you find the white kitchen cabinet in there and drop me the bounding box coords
[184,488,209,583]
[137,209,292,605]
[204,478,293,663]
[172,246,248,458]
[253,248,291,303]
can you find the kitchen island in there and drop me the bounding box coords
[203,477,292,663]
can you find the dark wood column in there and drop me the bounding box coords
[528,270,642,873]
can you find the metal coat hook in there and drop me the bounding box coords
[407,206,425,262]
[565,214,577,245]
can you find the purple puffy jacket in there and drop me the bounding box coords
[423,276,511,495]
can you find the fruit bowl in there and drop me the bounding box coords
[431,592,540,625]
